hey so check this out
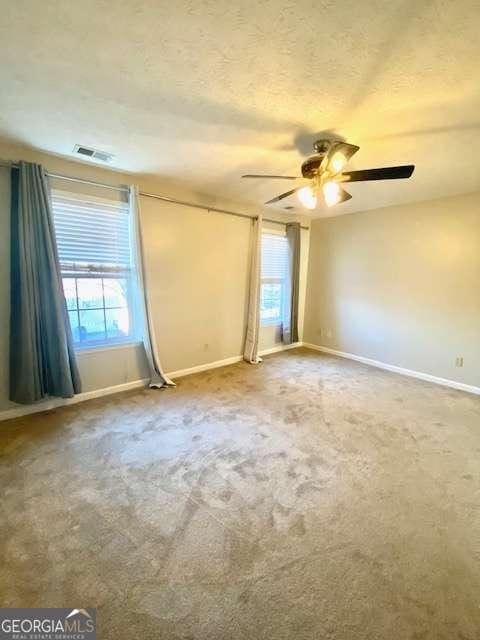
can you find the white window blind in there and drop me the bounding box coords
[51,193,131,274]
[261,233,289,280]
[260,232,289,324]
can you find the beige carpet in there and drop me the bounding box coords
[1,348,479,639]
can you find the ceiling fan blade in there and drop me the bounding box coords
[242,174,300,180]
[337,186,352,204]
[264,187,301,205]
[341,165,415,182]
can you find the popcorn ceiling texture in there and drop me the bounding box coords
[1,1,480,216]
[1,349,479,639]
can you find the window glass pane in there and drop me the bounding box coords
[260,282,282,322]
[63,278,77,310]
[106,308,130,339]
[79,309,106,342]
[103,278,128,308]
[77,278,104,310]
[261,233,289,326]
[68,310,80,342]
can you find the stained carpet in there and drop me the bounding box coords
[1,348,479,639]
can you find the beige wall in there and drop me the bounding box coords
[0,142,310,411]
[139,196,252,371]
[304,192,480,388]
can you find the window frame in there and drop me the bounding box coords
[52,189,139,351]
[260,229,289,327]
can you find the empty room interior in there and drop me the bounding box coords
[1,1,479,639]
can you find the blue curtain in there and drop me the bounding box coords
[10,162,81,404]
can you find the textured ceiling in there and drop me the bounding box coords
[1,0,480,217]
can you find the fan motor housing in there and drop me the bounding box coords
[301,155,324,179]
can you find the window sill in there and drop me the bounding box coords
[75,341,143,356]
[260,321,283,328]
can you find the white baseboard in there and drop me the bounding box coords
[303,343,480,396]
[0,378,150,422]
[3,340,477,421]
[0,348,305,422]
[259,341,303,357]
[0,342,316,422]
[156,343,303,380]
[167,355,243,379]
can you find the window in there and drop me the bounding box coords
[260,232,289,325]
[51,191,137,348]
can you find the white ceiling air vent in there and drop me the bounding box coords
[73,144,113,163]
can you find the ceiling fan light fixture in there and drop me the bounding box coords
[334,142,360,161]
[297,186,317,209]
[329,151,347,174]
[322,181,342,207]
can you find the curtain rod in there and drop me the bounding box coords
[0,161,126,193]
[139,191,309,229]
[0,160,309,230]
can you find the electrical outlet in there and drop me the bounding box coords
[326,329,332,339]
[455,357,464,367]
[204,343,209,351]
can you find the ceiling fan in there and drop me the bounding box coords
[242,140,414,209]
